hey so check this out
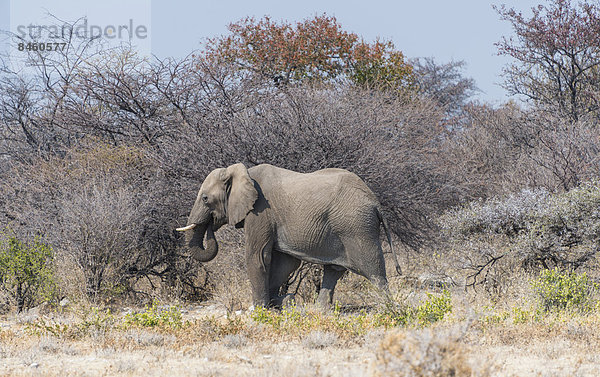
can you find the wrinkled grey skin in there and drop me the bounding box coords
[178,163,400,308]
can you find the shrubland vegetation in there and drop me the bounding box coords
[2,1,600,374]
[0,232,55,312]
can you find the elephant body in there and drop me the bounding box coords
[177,163,399,307]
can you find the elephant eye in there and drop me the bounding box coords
[201,194,209,204]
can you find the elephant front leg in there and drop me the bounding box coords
[268,252,301,307]
[246,239,273,308]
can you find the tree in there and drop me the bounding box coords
[349,40,414,92]
[0,233,55,312]
[203,14,414,91]
[495,0,600,120]
[411,58,478,117]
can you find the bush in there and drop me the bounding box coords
[441,182,600,287]
[374,291,452,328]
[25,307,115,339]
[532,268,597,312]
[123,301,183,329]
[0,233,56,312]
[414,290,453,326]
[442,188,549,237]
[1,142,200,301]
[441,104,600,201]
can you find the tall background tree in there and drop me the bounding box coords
[203,14,415,91]
[495,0,600,120]
[412,57,478,118]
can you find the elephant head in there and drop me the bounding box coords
[176,163,258,262]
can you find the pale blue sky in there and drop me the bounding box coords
[1,0,544,102]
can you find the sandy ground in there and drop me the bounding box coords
[0,342,375,377]
[2,338,599,376]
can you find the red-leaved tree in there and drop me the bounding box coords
[203,14,414,91]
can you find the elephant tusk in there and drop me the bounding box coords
[176,224,197,232]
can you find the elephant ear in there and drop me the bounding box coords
[225,163,258,226]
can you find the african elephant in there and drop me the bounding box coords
[176,163,400,308]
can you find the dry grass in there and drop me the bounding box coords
[375,327,477,377]
[0,278,599,377]
[301,330,339,349]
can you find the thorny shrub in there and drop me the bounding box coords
[440,182,600,290]
[2,142,207,302]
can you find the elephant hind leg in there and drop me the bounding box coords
[268,252,301,307]
[316,265,346,308]
[346,240,389,293]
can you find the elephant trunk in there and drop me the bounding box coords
[185,221,219,262]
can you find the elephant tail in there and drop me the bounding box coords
[376,207,402,276]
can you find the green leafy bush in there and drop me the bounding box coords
[374,291,453,328]
[251,304,319,332]
[373,299,413,327]
[415,290,453,326]
[532,268,597,312]
[123,301,183,329]
[76,307,116,334]
[0,233,56,312]
[25,319,71,338]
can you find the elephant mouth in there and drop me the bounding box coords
[211,214,227,230]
